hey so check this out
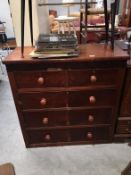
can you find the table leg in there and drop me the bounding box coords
[21,0,25,57]
[28,0,33,47]
[67,21,70,34]
[72,21,76,37]
[84,0,88,43]
[103,0,109,43]
[111,0,117,50]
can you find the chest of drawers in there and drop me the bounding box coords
[3,44,128,148]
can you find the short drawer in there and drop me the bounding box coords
[27,129,69,144]
[19,91,67,109]
[23,110,68,127]
[69,108,112,125]
[70,126,111,142]
[68,89,116,107]
[14,70,66,88]
[116,118,131,134]
[68,69,121,87]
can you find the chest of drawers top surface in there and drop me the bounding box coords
[3,44,129,65]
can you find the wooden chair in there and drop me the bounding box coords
[0,163,16,175]
[79,0,109,44]
[79,0,118,49]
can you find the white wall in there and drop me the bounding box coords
[10,0,49,46]
[0,0,15,38]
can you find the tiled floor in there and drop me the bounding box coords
[0,69,131,175]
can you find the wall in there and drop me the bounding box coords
[0,0,15,38]
[48,0,112,16]
[9,0,49,46]
[48,0,80,16]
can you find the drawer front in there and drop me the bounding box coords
[27,129,69,144]
[70,127,111,142]
[69,108,112,125]
[23,110,68,127]
[68,89,116,107]
[23,108,112,128]
[14,71,66,88]
[27,127,111,145]
[19,92,67,109]
[68,69,120,87]
[116,119,131,134]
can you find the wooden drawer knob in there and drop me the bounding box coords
[88,115,94,122]
[38,77,45,85]
[90,75,97,83]
[89,96,96,104]
[126,128,131,133]
[87,132,93,139]
[40,98,47,106]
[42,117,49,125]
[44,134,51,141]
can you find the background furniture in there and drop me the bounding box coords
[0,163,16,175]
[114,28,131,143]
[121,0,131,28]
[20,0,118,56]
[115,0,131,41]
[115,66,131,142]
[54,16,78,36]
[0,21,8,75]
[79,0,109,43]
[3,44,128,148]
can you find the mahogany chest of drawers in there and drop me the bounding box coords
[3,44,129,148]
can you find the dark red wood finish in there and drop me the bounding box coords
[3,44,128,147]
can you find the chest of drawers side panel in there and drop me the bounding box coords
[7,71,31,147]
[115,66,131,142]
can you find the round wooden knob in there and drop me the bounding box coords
[40,98,47,106]
[42,117,49,125]
[90,75,97,83]
[88,115,94,122]
[87,132,93,139]
[89,96,96,104]
[126,128,129,132]
[126,128,131,133]
[44,134,51,141]
[37,77,45,85]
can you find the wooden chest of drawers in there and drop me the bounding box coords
[3,44,128,148]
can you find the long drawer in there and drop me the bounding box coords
[14,68,121,89]
[23,108,112,128]
[116,118,131,134]
[27,126,111,145]
[19,89,116,110]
